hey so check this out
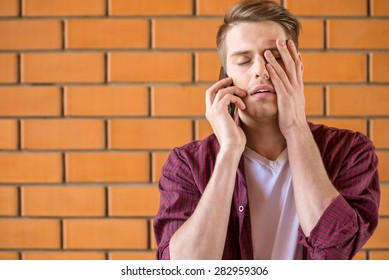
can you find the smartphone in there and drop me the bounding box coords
[218,67,236,119]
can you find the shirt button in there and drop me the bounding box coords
[239,206,244,212]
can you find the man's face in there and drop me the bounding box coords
[225,21,288,122]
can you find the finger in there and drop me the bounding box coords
[287,39,299,64]
[266,62,287,96]
[226,94,246,111]
[264,49,291,88]
[213,86,247,104]
[205,77,233,109]
[276,38,297,83]
[295,52,303,84]
[216,94,246,113]
[287,40,303,84]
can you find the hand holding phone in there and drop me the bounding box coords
[218,67,237,119]
[205,67,247,152]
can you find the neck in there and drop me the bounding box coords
[240,117,286,161]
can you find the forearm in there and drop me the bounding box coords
[169,149,241,259]
[286,125,339,236]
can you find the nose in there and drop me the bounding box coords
[254,56,270,80]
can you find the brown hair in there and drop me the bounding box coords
[217,0,301,67]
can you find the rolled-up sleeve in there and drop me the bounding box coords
[298,134,380,259]
[153,147,200,260]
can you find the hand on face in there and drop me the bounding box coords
[205,77,247,153]
[264,38,308,137]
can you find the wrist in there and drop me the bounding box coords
[283,122,311,142]
[218,146,244,162]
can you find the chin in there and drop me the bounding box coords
[240,108,278,123]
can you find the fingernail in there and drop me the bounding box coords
[278,39,286,46]
[288,40,295,47]
[265,50,273,58]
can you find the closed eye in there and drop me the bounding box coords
[237,60,251,65]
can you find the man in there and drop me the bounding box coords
[153,0,380,260]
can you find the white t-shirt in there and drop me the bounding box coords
[243,146,302,259]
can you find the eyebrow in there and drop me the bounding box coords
[230,50,252,58]
[230,48,279,58]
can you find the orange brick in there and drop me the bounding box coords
[109,186,159,216]
[195,119,213,140]
[22,119,104,150]
[0,186,18,215]
[110,252,156,260]
[196,0,244,15]
[0,20,61,50]
[152,152,169,182]
[65,86,148,117]
[308,118,367,135]
[0,0,18,16]
[109,52,192,82]
[23,251,105,260]
[66,19,148,49]
[369,251,389,260]
[0,153,62,183]
[22,186,105,217]
[286,0,366,16]
[153,19,221,49]
[328,86,389,116]
[371,53,389,82]
[0,120,17,149]
[302,53,366,83]
[379,187,389,216]
[65,86,148,116]
[195,52,220,82]
[378,152,389,181]
[305,86,323,116]
[299,20,324,49]
[110,0,192,16]
[0,252,19,260]
[0,87,61,117]
[372,0,389,16]
[22,53,104,83]
[66,152,149,183]
[110,119,192,149]
[352,251,367,260]
[371,119,389,148]
[328,20,389,49]
[0,53,17,83]
[24,0,105,16]
[152,86,206,117]
[364,218,389,249]
[0,219,60,249]
[64,219,147,249]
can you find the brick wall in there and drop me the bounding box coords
[0,0,388,260]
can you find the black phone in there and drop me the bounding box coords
[218,67,236,119]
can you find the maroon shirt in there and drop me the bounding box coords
[153,122,380,260]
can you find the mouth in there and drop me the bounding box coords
[250,85,276,96]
